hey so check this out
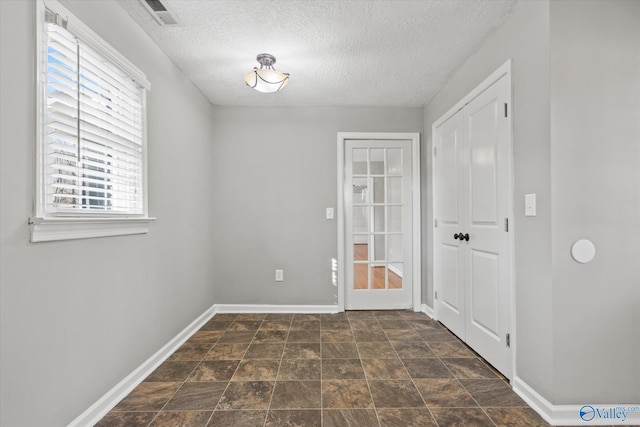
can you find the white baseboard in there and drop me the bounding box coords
[68,304,216,427]
[214,304,339,314]
[74,303,639,427]
[421,303,435,318]
[69,303,338,424]
[512,376,555,424]
[513,376,640,426]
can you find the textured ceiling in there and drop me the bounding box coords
[116,0,518,107]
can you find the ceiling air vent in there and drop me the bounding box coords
[139,0,182,26]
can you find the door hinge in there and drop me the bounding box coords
[506,333,511,348]
[504,103,508,118]
[504,218,509,232]
[435,291,438,300]
[433,146,437,157]
[434,219,438,228]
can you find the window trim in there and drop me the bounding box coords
[29,216,154,243]
[31,0,154,242]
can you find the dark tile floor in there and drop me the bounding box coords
[96,311,550,426]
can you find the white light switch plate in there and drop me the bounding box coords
[275,269,284,282]
[525,193,536,217]
[326,207,334,220]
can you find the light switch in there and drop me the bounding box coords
[275,269,284,282]
[326,207,334,220]
[525,193,536,217]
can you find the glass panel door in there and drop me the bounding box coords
[345,140,412,309]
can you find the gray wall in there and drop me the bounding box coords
[3,1,637,424]
[209,107,424,305]
[424,0,554,399]
[550,0,640,403]
[425,0,640,406]
[0,1,218,425]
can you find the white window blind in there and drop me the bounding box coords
[44,16,144,215]
[31,0,153,242]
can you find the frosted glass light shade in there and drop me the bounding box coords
[244,68,289,93]
[244,53,290,93]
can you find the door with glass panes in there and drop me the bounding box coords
[345,140,412,309]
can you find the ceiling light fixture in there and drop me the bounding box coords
[244,53,289,93]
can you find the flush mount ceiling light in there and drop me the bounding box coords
[244,53,290,93]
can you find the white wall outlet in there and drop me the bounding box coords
[326,207,334,220]
[275,269,284,282]
[525,193,537,217]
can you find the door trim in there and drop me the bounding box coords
[337,132,421,312]
[431,59,515,379]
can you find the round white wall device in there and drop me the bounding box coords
[571,239,596,264]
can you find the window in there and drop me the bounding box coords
[31,0,153,242]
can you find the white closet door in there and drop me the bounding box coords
[433,111,466,338]
[463,75,511,378]
[434,74,512,378]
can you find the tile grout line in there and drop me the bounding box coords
[420,339,450,427]
[203,314,241,426]
[99,311,538,426]
[455,374,499,427]
[424,327,477,426]
[143,318,228,427]
[208,314,256,426]
[437,323,503,426]
[197,335,225,427]
[353,313,383,427]
[422,322,500,427]
[170,324,237,424]
[262,315,291,427]
[322,312,359,424]
[385,314,440,427]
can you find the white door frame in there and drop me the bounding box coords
[431,59,516,378]
[337,132,421,311]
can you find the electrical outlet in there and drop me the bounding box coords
[275,269,284,282]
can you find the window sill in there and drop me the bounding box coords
[28,216,155,243]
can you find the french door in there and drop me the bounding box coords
[433,69,513,378]
[344,139,413,310]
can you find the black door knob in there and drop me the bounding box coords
[462,233,469,241]
[454,233,460,240]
